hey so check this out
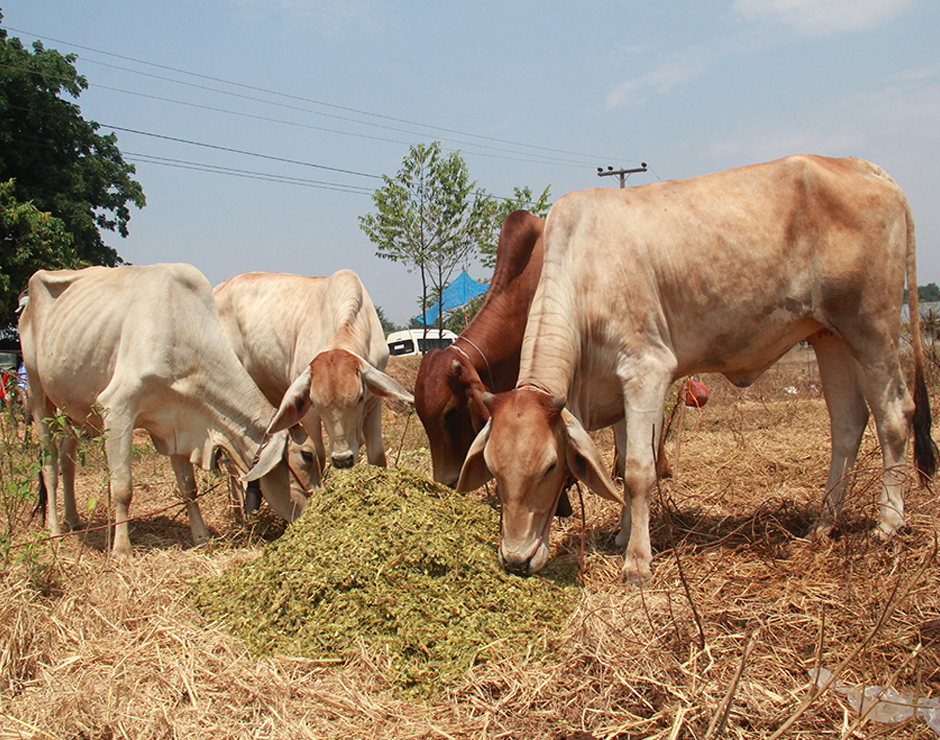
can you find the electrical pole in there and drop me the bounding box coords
[597,163,648,188]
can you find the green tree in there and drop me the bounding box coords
[903,283,940,303]
[359,142,495,333]
[479,185,552,270]
[0,17,145,273]
[919,282,940,302]
[0,180,80,319]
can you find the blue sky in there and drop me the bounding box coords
[5,0,939,322]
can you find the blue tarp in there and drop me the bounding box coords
[416,270,489,325]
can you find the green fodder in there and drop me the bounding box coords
[192,466,579,697]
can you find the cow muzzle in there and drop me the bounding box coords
[499,538,550,576]
[331,452,355,469]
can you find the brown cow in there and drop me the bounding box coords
[457,155,936,582]
[415,211,546,488]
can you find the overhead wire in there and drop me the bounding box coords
[0,101,381,180]
[5,25,642,167]
[1,26,640,207]
[124,152,376,195]
[0,58,606,170]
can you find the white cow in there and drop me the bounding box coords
[213,270,414,501]
[20,263,306,557]
[457,155,937,582]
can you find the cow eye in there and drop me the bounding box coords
[300,450,315,463]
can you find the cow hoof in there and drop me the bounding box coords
[809,520,835,542]
[874,521,904,542]
[621,554,652,585]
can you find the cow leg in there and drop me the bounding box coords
[59,433,81,532]
[612,419,671,480]
[32,393,63,536]
[170,455,212,547]
[856,353,915,539]
[101,412,135,558]
[363,398,387,467]
[810,331,870,537]
[616,361,675,583]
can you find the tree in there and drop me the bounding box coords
[0,18,145,275]
[479,185,552,270]
[0,180,81,318]
[919,283,940,302]
[359,142,495,333]
[903,283,940,303]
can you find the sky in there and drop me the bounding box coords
[4,0,940,324]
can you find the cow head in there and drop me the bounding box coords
[456,388,621,575]
[266,348,414,470]
[415,348,490,487]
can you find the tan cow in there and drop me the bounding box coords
[214,270,413,503]
[458,155,937,582]
[20,263,305,557]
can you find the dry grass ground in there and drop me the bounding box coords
[1,347,939,739]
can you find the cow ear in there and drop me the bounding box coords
[268,366,314,435]
[360,360,415,405]
[243,429,288,482]
[456,419,494,492]
[562,410,623,504]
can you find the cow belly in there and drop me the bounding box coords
[675,316,823,386]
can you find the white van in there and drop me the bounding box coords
[387,328,458,357]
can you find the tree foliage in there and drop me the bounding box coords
[0,18,145,275]
[478,185,552,270]
[903,283,940,303]
[359,142,493,332]
[360,141,551,328]
[919,282,940,302]
[0,180,80,317]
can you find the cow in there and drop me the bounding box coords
[456,155,937,582]
[415,211,670,500]
[213,270,414,510]
[20,263,306,557]
[415,211,547,488]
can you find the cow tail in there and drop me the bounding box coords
[905,197,938,483]
[31,469,48,526]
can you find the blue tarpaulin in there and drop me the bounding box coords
[416,270,489,325]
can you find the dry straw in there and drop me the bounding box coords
[1,349,939,738]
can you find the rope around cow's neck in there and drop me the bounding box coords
[450,338,495,390]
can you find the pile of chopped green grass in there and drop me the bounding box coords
[192,467,579,697]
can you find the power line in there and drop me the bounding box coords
[0,101,381,180]
[72,59,602,169]
[5,25,644,167]
[0,58,606,170]
[125,152,375,194]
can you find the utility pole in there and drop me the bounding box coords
[597,163,647,188]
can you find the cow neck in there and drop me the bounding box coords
[450,339,495,390]
[194,370,273,470]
